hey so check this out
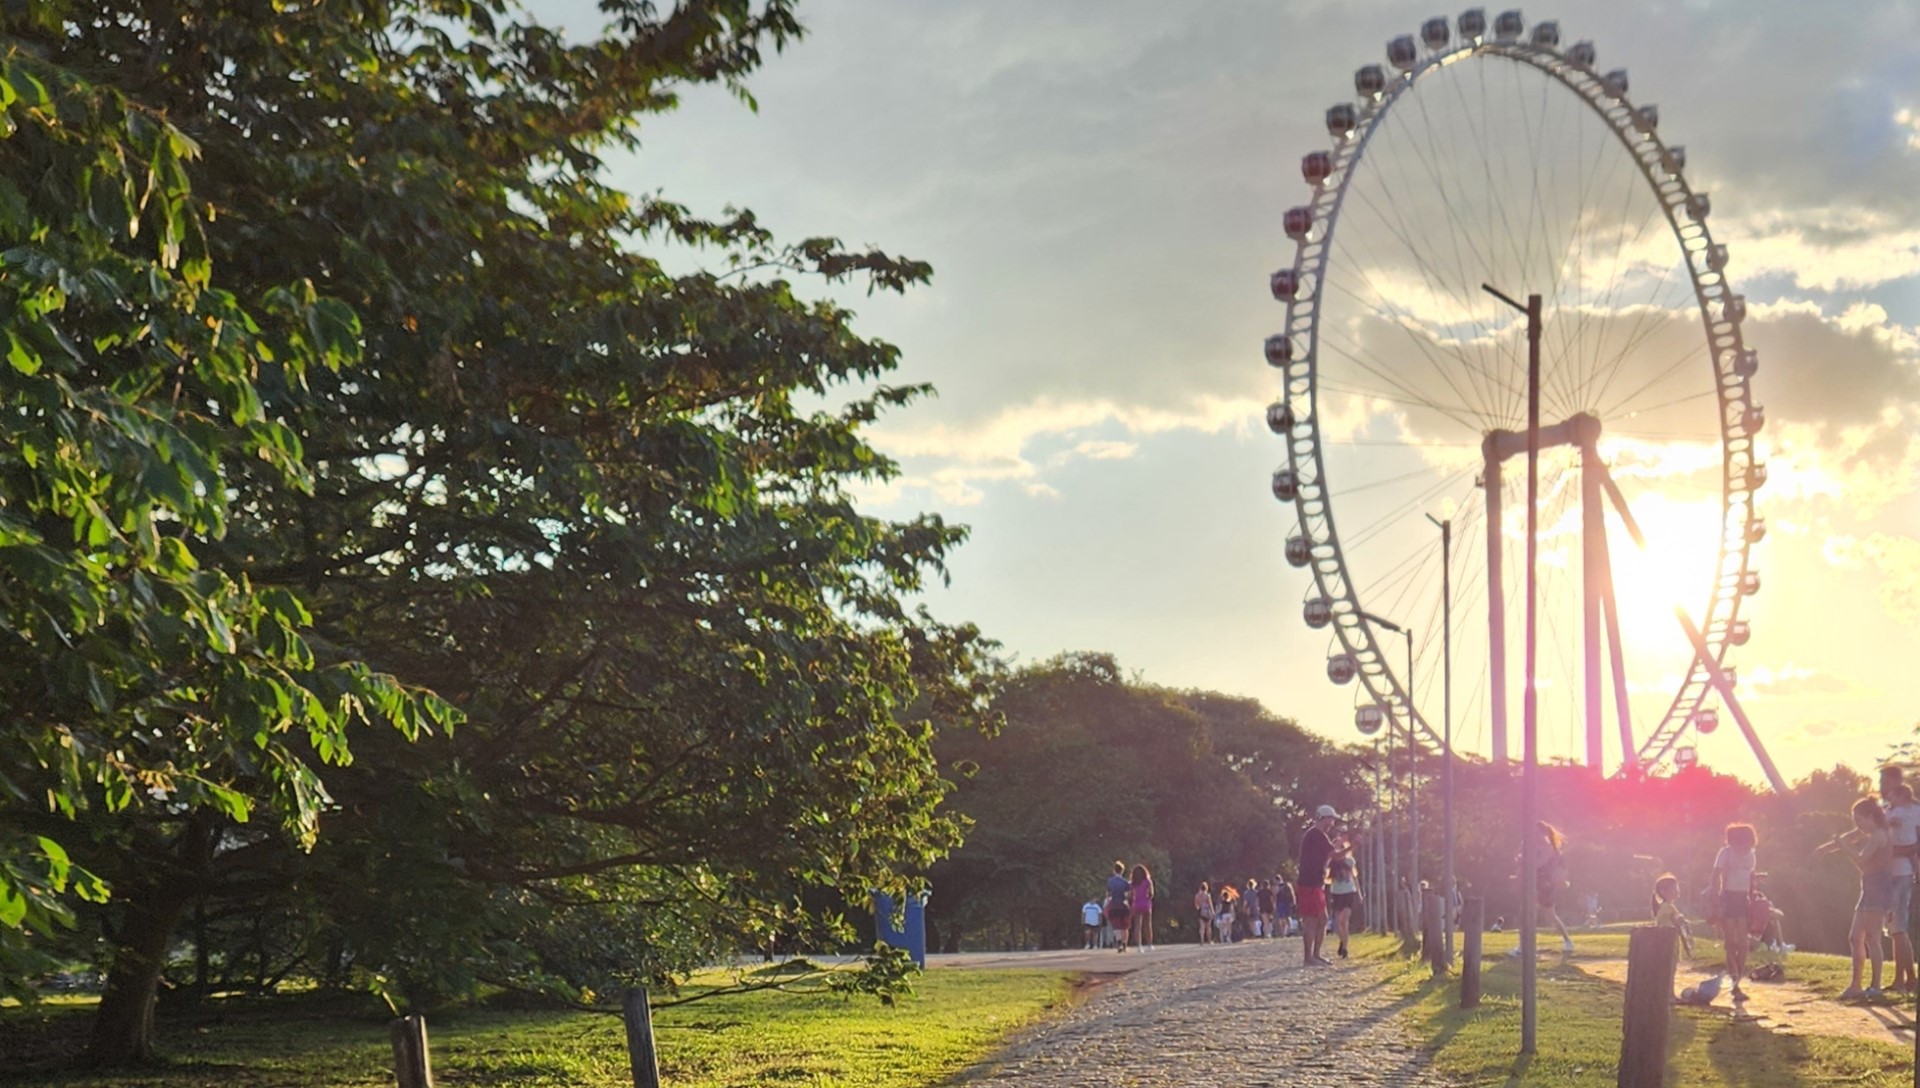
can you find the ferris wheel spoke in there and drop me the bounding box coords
[1342,182,1512,422]
[1548,114,1641,415]
[1599,339,1711,420]
[1560,166,1672,413]
[1320,308,1497,427]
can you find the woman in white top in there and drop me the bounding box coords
[1710,823,1758,1002]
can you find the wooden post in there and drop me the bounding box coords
[623,987,663,1088]
[1461,896,1484,1008]
[389,1014,433,1088]
[1423,891,1446,974]
[1618,925,1679,1088]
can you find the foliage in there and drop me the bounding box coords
[0,968,1073,1087]
[927,653,1371,950]
[0,31,450,1010]
[6,0,990,1057]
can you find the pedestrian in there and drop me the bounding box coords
[1257,877,1277,939]
[1194,881,1216,945]
[1650,873,1695,958]
[1328,832,1360,959]
[1297,804,1339,966]
[1130,864,1156,951]
[1709,823,1758,1001]
[1106,861,1134,952]
[1082,898,1113,947]
[1272,873,1296,937]
[1511,821,1576,957]
[1882,780,1920,993]
[1819,799,1893,1001]
[1217,882,1240,942]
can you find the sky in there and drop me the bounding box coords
[554,0,1919,789]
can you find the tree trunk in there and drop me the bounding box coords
[86,878,192,1065]
[87,815,218,1066]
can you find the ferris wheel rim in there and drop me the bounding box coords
[1267,19,1763,770]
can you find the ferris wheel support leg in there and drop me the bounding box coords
[1581,448,1605,772]
[1596,520,1636,776]
[1484,447,1508,766]
[1597,464,1785,793]
[1674,611,1789,795]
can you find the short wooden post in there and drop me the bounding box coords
[623,987,663,1088]
[1461,896,1484,1008]
[1618,925,1679,1088]
[389,1014,433,1088]
[1423,891,1446,974]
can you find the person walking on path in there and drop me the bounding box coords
[1129,864,1156,951]
[1297,805,1339,966]
[1106,861,1134,952]
[1820,799,1894,1001]
[1194,882,1216,945]
[1881,780,1920,993]
[1082,897,1105,950]
[1257,878,1277,939]
[1273,872,1296,937]
[1710,823,1759,1001]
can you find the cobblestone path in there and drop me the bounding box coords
[949,939,1453,1087]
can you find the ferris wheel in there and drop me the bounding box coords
[1265,10,1783,790]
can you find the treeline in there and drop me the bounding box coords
[926,667,1888,958]
[926,653,1370,951]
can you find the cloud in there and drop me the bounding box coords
[1823,533,1920,623]
[1743,664,1856,698]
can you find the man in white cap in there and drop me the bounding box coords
[1296,805,1339,966]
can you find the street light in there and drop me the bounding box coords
[1484,281,1542,1055]
[1361,609,1416,934]
[1427,512,1455,968]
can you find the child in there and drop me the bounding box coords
[1082,898,1105,949]
[1650,873,1695,957]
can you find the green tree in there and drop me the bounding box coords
[0,38,452,1063]
[11,0,988,1060]
[929,654,1359,950]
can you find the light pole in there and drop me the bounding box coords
[1362,610,1417,936]
[1427,512,1455,966]
[1485,282,1542,1055]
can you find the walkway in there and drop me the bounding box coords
[945,939,1452,1087]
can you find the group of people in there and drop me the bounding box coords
[1192,874,1296,944]
[1642,764,1919,1004]
[1084,862,1158,952]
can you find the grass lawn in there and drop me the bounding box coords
[1353,929,1915,1087]
[1,969,1073,1088]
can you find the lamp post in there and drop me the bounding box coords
[1362,610,1417,933]
[1485,282,1542,1055]
[1427,512,1455,966]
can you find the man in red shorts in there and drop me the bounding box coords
[1296,805,1338,966]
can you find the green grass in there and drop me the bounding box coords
[1,969,1074,1087]
[1352,930,1915,1087]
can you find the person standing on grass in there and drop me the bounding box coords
[1820,799,1893,1001]
[1195,881,1216,945]
[1296,805,1339,966]
[1882,781,1920,994]
[1129,864,1156,951]
[1106,861,1134,952]
[1650,873,1695,958]
[1710,823,1759,1002]
[1328,833,1361,958]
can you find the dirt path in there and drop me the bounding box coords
[1577,956,1917,1045]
